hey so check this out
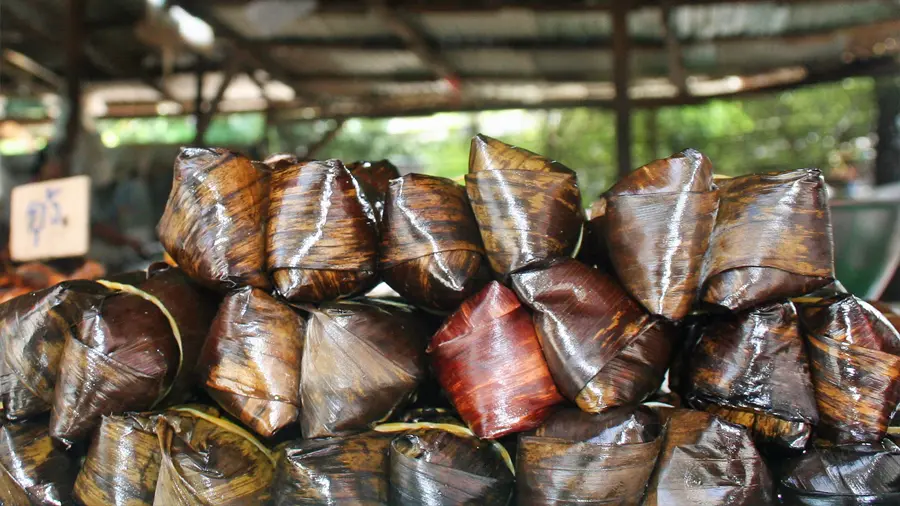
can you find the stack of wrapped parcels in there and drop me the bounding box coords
[1,137,898,506]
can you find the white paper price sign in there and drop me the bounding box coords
[9,176,91,262]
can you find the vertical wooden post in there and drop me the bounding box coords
[612,3,632,178]
[61,0,87,176]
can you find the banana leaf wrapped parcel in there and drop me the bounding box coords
[273,431,393,506]
[380,173,489,311]
[301,299,432,438]
[153,407,275,506]
[465,134,583,280]
[198,287,306,437]
[517,407,663,506]
[73,405,220,506]
[0,280,108,421]
[50,265,217,446]
[158,147,270,290]
[687,301,819,449]
[428,281,563,439]
[643,409,776,505]
[387,423,514,505]
[267,158,378,302]
[601,149,717,320]
[701,169,834,311]
[799,295,900,444]
[348,159,401,223]
[0,420,78,506]
[779,442,900,505]
[512,259,675,413]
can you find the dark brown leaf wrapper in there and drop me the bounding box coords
[603,149,717,320]
[0,280,108,421]
[274,432,393,506]
[428,281,564,439]
[517,407,663,506]
[687,301,818,449]
[701,169,834,311]
[267,158,378,302]
[158,147,270,290]
[73,405,220,506]
[799,295,900,444]
[512,259,675,412]
[577,199,613,270]
[154,408,275,506]
[50,267,217,446]
[465,134,583,280]
[389,428,513,505]
[301,299,431,438]
[198,287,306,437]
[348,159,401,223]
[0,421,78,506]
[380,173,488,311]
[642,409,776,505]
[779,444,900,505]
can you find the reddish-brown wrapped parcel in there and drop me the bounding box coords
[158,148,270,290]
[602,149,717,320]
[701,169,834,311]
[197,287,306,438]
[380,173,488,311]
[266,158,378,302]
[428,281,564,439]
[512,259,675,413]
[465,135,583,281]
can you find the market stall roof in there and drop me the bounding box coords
[3,0,900,122]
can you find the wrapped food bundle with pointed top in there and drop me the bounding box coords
[273,431,394,506]
[465,134,583,281]
[779,443,900,505]
[73,405,220,506]
[0,420,79,506]
[603,150,718,320]
[348,159,402,223]
[798,294,900,444]
[701,169,834,311]
[267,158,378,302]
[517,407,663,505]
[158,147,270,291]
[154,407,275,505]
[512,259,675,413]
[428,281,564,439]
[0,280,109,421]
[643,409,776,505]
[388,425,514,505]
[50,265,217,447]
[380,173,489,311]
[197,286,306,438]
[301,298,432,438]
[687,301,819,449]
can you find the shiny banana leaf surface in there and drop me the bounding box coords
[512,259,674,412]
[198,286,306,437]
[267,158,378,302]
[465,134,583,280]
[428,281,563,439]
[0,280,108,421]
[799,295,900,444]
[688,301,818,449]
[642,409,776,505]
[517,407,662,505]
[301,298,431,438]
[0,420,78,506]
[701,169,834,311]
[157,147,270,290]
[380,173,488,311]
[780,443,900,505]
[348,159,401,223]
[602,149,717,320]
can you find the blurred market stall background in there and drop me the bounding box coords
[2,0,900,295]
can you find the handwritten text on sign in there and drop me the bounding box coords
[10,176,91,261]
